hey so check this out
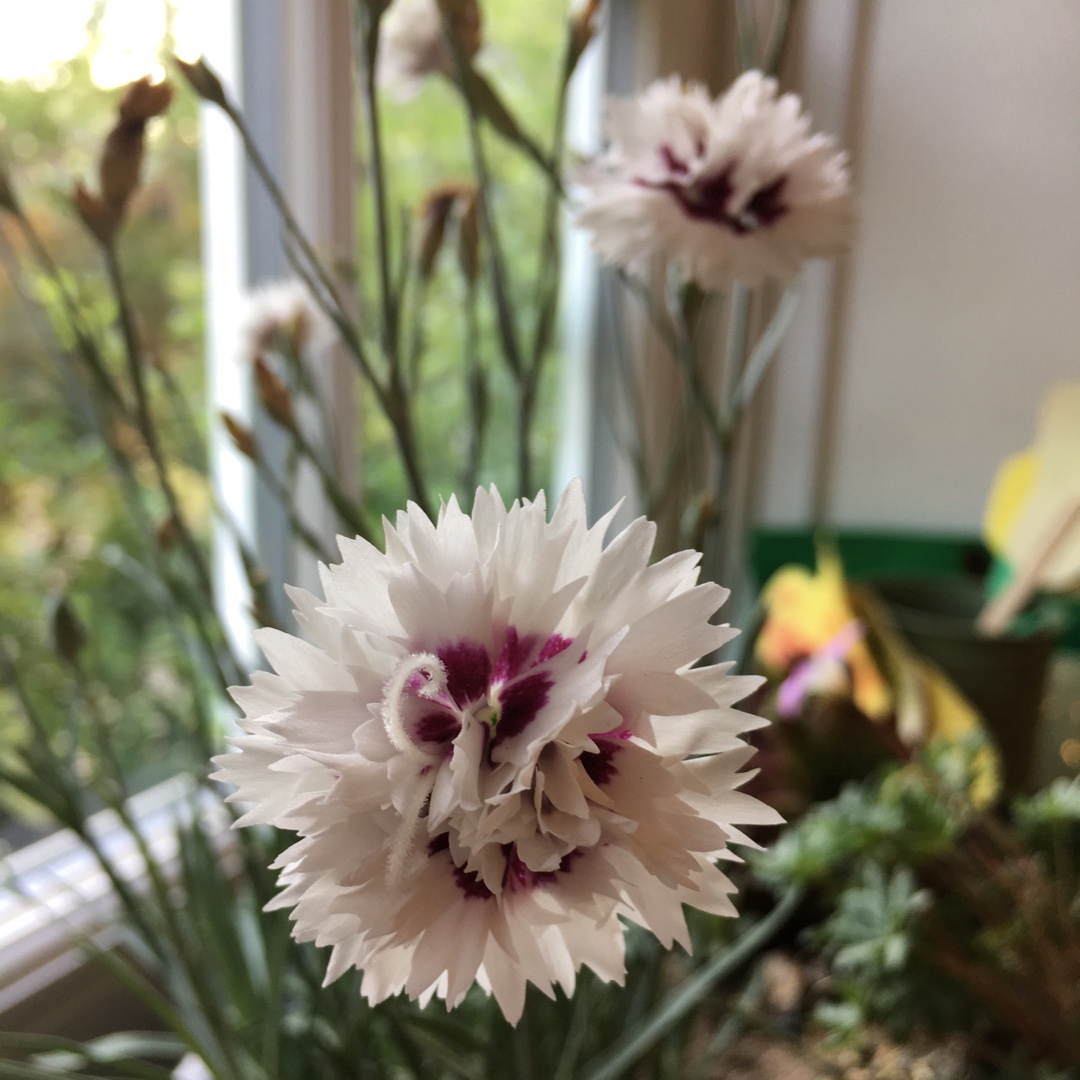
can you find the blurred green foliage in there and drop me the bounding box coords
[0,46,205,836]
[361,0,566,519]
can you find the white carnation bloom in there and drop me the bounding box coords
[377,0,481,101]
[238,279,335,362]
[215,483,779,1023]
[574,71,853,289]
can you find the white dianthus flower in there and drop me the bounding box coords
[574,71,853,290]
[214,482,779,1024]
[238,279,335,362]
[377,0,481,101]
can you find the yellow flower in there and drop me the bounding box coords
[756,547,892,721]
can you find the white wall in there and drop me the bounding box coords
[758,0,1080,532]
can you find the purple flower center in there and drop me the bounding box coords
[647,148,789,235]
[402,629,572,756]
[437,640,492,706]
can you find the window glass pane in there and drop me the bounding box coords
[0,0,206,851]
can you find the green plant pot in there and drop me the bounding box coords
[869,577,1059,794]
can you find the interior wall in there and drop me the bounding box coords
[757,0,1080,532]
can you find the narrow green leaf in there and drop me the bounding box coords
[578,887,804,1080]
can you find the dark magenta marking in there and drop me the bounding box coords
[437,640,492,706]
[453,863,494,900]
[414,710,461,744]
[646,163,789,235]
[536,633,572,664]
[492,626,537,684]
[492,671,553,745]
[504,845,584,892]
[659,143,689,175]
[581,740,621,786]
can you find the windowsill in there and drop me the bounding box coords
[0,774,228,1028]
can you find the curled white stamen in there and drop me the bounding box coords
[381,652,448,761]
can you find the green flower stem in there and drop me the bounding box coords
[247,455,338,565]
[101,242,239,680]
[724,282,800,427]
[213,84,433,515]
[12,212,129,415]
[10,215,237,697]
[357,3,400,366]
[282,418,375,543]
[579,886,804,1080]
[458,105,522,375]
[669,279,730,482]
[518,22,578,497]
[763,0,793,76]
[734,0,759,71]
[461,278,486,499]
[60,662,249,1076]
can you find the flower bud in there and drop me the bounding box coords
[173,56,229,110]
[220,411,261,461]
[253,356,296,430]
[48,595,86,667]
[73,179,119,244]
[98,77,174,215]
[0,162,19,216]
[155,512,181,551]
[416,185,459,282]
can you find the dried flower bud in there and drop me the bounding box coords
[416,185,461,281]
[48,595,87,667]
[0,162,19,216]
[98,78,173,215]
[380,0,481,100]
[173,56,229,110]
[155,513,182,551]
[440,0,482,59]
[457,189,481,285]
[73,180,120,244]
[240,281,334,363]
[117,77,174,124]
[253,356,296,430]
[220,411,260,461]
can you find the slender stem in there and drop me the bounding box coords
[288,417,376,542]
[763,0,793,76]
[461,279,485,500]
[220,94,432,513]
[669,280,729,468]
[357,6,400,365]
[12,217,237,696]
[14,214,130,414]
[222,101,350,328]
[579,886,805,1080]
[734,0,759,71]
[723,282,751,413]
[516,374,537,499]
[444,30,524,381]
[102,242,242,684]
[725,283,800,426]
[248,454,338,563]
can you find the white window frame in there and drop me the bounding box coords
[0,0,355,1035]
